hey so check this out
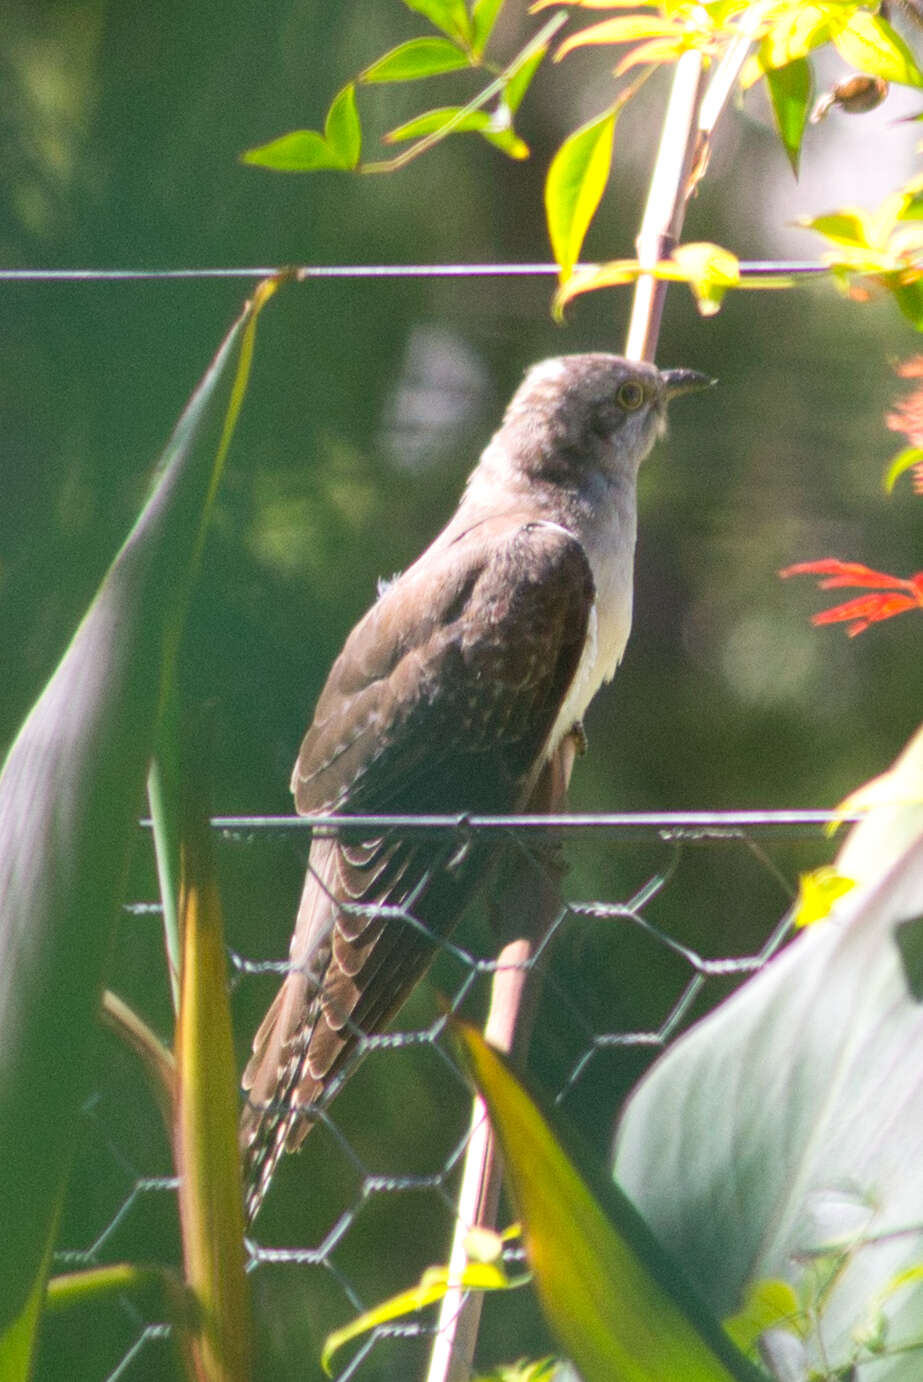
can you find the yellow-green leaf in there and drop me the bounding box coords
[472,0,504,57]
[834,11,923,90]
[766,56,811,176]
[798,210,870,249]
[760,5,833,72]
[890,274,923,331]
[324,83,361,167]
[504,43,547,114]
[884,445,923,492]
[241,129,351,171]
[723,1278,803,1353]
[545,108,616,280]
[402,0,473,46]
[553,260,641,319]
[362,37,471,83]
[557,15,679,60]
[322,1260,513,1375]
[454,1020,765,1382]
[174,718,252,1382]
[386,106,490,142]
[793,867,856,928]
[615,35,688,74]
[671,241,740,316]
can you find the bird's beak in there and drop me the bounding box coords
[660,367,716,400]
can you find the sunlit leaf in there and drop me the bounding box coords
[455,1020,765,1382]
[884,445,923,492]
[615,35,688,73]
[545,107,617,279]
[723,1278,803,1354]
[482,126,530,158]
[388,105,492,140]
[761,5,832,70]
[402,0,473,46]
[552,260,639,319]
[241,129,352,171]
[766,56,811,176]
[504,43,548,113]
[671,241,739,315]
[798,210,870,248]
[890,274,923,331]
[322,1259,514,1375]
[174,719,252,1382]
[324,83,361,168]
[472,0,505,56]
[557,15,680,59]
[793,867,856,928]
[834,11,923,90]
[385,106,491,142]
[0,1264,47,1382]
[384,105,528,157]
[362,37,471,82]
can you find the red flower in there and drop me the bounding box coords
[779,560,923,637]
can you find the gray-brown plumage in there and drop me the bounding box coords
[240,353,711,1220]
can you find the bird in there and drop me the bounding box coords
[240,352,712,1220]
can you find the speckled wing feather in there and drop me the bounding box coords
[240,514,594,1219]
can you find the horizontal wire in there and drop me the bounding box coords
[136,809,859,841]
[0,259,826,283]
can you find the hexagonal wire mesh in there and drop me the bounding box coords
[45,809,839,1382]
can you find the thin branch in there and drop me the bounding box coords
[625,48,706,363]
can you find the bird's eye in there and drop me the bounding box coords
[616,380,645,411]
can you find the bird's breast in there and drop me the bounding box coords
[544,506,636,758]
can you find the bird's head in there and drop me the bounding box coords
[499,352,714,489]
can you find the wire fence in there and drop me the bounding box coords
[47,810,845,1382]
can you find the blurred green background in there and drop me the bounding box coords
[2,1,921,1378]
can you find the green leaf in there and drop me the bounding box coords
[503,43,548,115]
[402,0,473,46]
[799,210,870,248]
[891,274,923,331]
[481,126,530,159]
[884,444,923,493]
[385,106,492,142]
[0,276,281,1333]
[670,241,740,317]
[0,1257,48,1382]
[472,0,505,57]
[722,1279,803,1354]
[324,83,361,167]
[766,56,811,176]
[557,14,682,60]
[241,129,352,171]
[322,1259,514,1375]
[545,108,617,280]
[455,1020,765,1382]
[615,723,923,1377]
[242,87,360,171]
[174,712,252,1382]
[385,106,528,159]
[834,11,923,90]
[362,37,471,83]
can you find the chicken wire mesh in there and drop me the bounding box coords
[41,810,841,1382]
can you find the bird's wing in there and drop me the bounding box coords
[292,514,596,816]
[241,517,594,1213]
